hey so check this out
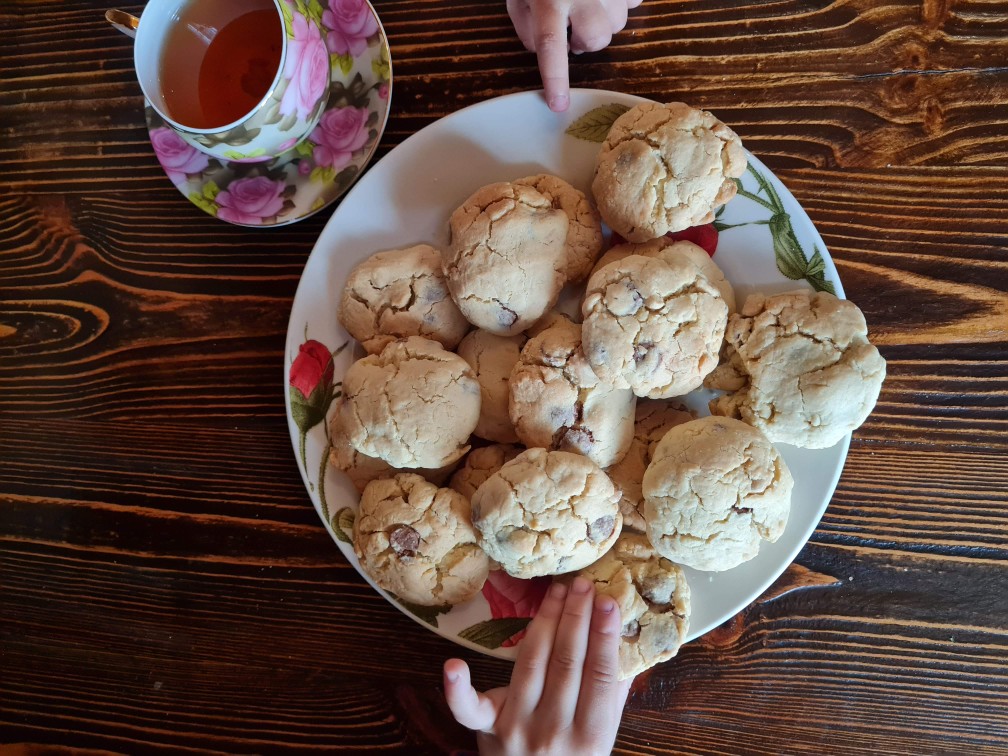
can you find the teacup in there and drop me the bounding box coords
[133,0,331,162]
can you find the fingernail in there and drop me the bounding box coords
[595,594,616,614]
[572,576,592,594]
[550,581,569,599]
[549,94,569,112]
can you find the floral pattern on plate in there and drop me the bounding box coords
[145,0,391,227]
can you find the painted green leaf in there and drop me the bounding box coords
[203,181,221,200]
[188,191,218,216]
[295,139,316,158]
[332,506,354,543]
[458,617,531,649]
[565,104,631,142]
[311,166,338,184]
[372,50,390,82]
[393,597,452,627]
[311,196,326,211]
[333,53,354,76]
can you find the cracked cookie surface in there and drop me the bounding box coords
[705,290,887,448]
[353,473,490,605]
[470,448,622,578]
[590,238,736,314]
[445,181,568,335]
[606,400,695,532]
[338,243,470,355]
[592,101,746,242]
[515,173,604,283]
[457,329,527,444]
[575,532,691,679]
[337,336,480,468]
[329,412,456,493]
[642,415,794,571]
[581,254,728,398]
[449,443,523,500]
[509,314,636,468]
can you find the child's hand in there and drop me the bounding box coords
[506,0,643,112]
[443,576,632,755]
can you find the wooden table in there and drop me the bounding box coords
[3,0,1007,753]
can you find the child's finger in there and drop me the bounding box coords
[506,0,536,51]
[569,3,615,54]
[573,592,626,733]
[443,658,505,733]
[533,1,572,111]
[535,576,596,725]
[503,580,569,716]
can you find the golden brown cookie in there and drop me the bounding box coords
[456,329,527,444]
[337,336,480,468]
[353,474,490,605]
[642,416,793,571]
[509,314,635,468]
[445,181,568,335]
[338,243,470,354]
[606,400,695,532]
[705,290,887,448]
[592,102,746,242]
[515,173,604,283]
[471,448,622,578]
[449,443,523,500]
[575,532,690,679]
[581,254,728,398]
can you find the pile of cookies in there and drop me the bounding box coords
[329,101,887,679]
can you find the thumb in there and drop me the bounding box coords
[443,658,508,734]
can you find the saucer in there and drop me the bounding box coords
[145,0,391,227]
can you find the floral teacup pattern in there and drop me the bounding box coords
[146,0,391,227]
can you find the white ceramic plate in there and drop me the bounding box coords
[285,89,848,658]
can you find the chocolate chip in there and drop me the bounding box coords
[634,341,653,364]
[494,300,518,327]
[626,281,644,313]
[558,426,594,455]
[588,515,615,542]
[621,619,640,638]
[389,525,420,559]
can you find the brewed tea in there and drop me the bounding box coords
[160,1,282,129]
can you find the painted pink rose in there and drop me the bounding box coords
[481,571,552,648]
[280,15,330,120]
[150,127,209,183]
[215,176,286,224]
[378,82,390,100]
[310,106,369,170]
[324,0,379,57]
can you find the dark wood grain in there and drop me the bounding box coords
[2,0,1007,752]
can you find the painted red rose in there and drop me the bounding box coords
[290,339,334,400]
[481,571,552,647]
[666,223,719,256]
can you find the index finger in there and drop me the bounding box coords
[533,2,570,111]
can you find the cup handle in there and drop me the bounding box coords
[105,9,140,39]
